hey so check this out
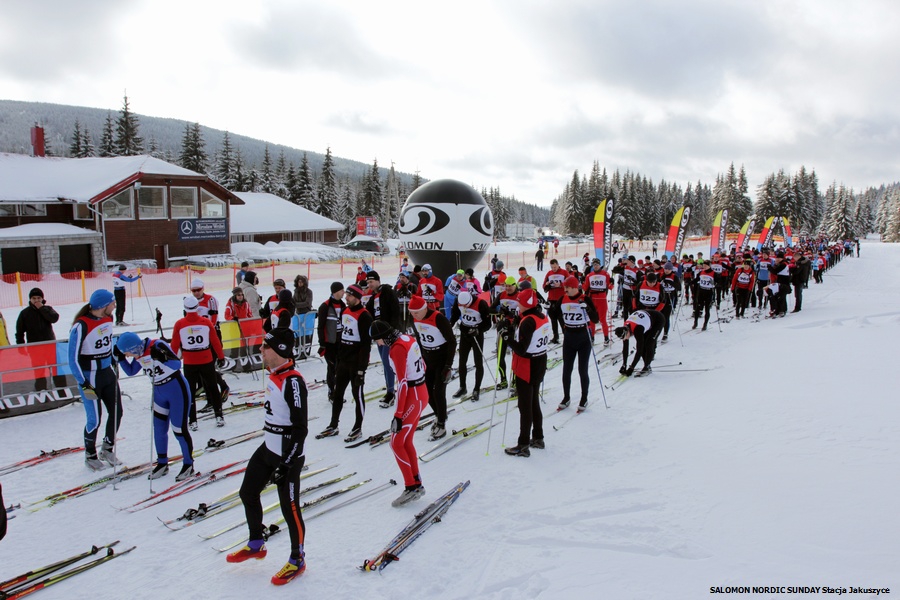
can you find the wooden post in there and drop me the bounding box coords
[81,270,87,302]
[307,258,311,279]
[15,272,22,306]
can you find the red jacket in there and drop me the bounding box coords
[170,313,224,365]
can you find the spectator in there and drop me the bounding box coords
[15,287,59,344]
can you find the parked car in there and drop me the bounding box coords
[538,235,560,244]
[340,236,391,254]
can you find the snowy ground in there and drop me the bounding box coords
[1,241,897,599]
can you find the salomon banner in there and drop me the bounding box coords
[782,217,793,247]
[592,199,614,268]
[709,209,726,256]
[0,341,78,419]
[736,218,756,252]
[665,205,692,260]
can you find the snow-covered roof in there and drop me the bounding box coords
[230,192,345,234]
[0,222,100,239]
[0,153,228,204]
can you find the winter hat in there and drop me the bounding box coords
[366,271,380,282]
[564,275,580,288]
[232,287,243,295]
[399,270,410,279]
[518,280,533,290]
[264,328,295,359]
[505,276,517,286]
[28,287,44,299]
[90,289,115,310]
[273,278,286,288]
[664,262,674,271]
[457,291,473,306]
[346,285,364,300]
[518,288,538,311]
[408,295,426,311]
[495,260,504,270]
[278,289,293,304]
[456,269,465,276]
[118,264,127,271]
[330,281,344,294]
[241,261,250,268]
[369,319,399,344]
[183,296,200,312]
[413,265,422,273]
[465,268,475,276]
[244,271,258,285]
[116,332,144,355]
[422,264,432,272]
[190,278,204,290]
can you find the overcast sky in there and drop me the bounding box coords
[2,0,898,207]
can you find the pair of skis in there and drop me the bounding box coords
[0,447,83,477]
[360,480,470,572]
[418,420,498,463]
[0,542,135,600]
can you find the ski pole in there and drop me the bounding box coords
[581,307,608,408]
[483,335,502,455]
[148,392,156,494]
[713,302,723,333]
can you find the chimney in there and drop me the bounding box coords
[31,123,46,157]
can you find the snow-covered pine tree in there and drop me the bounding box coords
[297,152,317,211]
[361,159,383,229]
[69,119,84,157]
[179,122,208,174]
[824,184,856,240]
[114,94,144,156]
[214,132,240,190]
[259,144,276,194]
[317,147,339,221]
[99,112,116,157]
[383,162,401,238]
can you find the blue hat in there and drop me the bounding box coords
[90,289,115,309]
[116,332,144,355]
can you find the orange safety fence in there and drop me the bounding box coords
[0,242,604,310]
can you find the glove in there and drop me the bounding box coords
[112,346,126,361]
[619,365,627,375]
[271,462,291,485]
[441,366,452,384]
[390,416,402,434]
[464,327,477,337]
[216,358,227,370]
[317,346,326,357]
[500,330,510,342]
[137,274,143,279]
[81,383,98,401]
[624,367,634,377]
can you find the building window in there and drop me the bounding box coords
[200,189,226,218]
[138,186,167,220]
[171,187,198,218]
[0,204,16,217]
[73,203,93,220]
[102,189,134,220]
[20,204,47,216]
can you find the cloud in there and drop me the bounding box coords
[324,111,392,135]
[0,0,131,81]
[231,4,399,79]
[503,0,775,99]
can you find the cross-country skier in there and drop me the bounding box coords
[558,276,599,411]
[69,289,122,471]
[370,319,429,507]
[409,294,456,441]
[502,288,551,457]
[364,271,401,408]
[614,308,665,377]
[115,332,194,481]
[583,258,612,345]
[226,328,308,586]
[171,296,226,430]
[692,262,716,331]
[449,290,491,401]
[112,264,141,326]
[318,285,371,442]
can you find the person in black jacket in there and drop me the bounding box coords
[364,271,401,408]
[16,287,65,390]
[15,287,59,344]
[770,251,792,317]
[791,253,810,312]
[316,282,345,402]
